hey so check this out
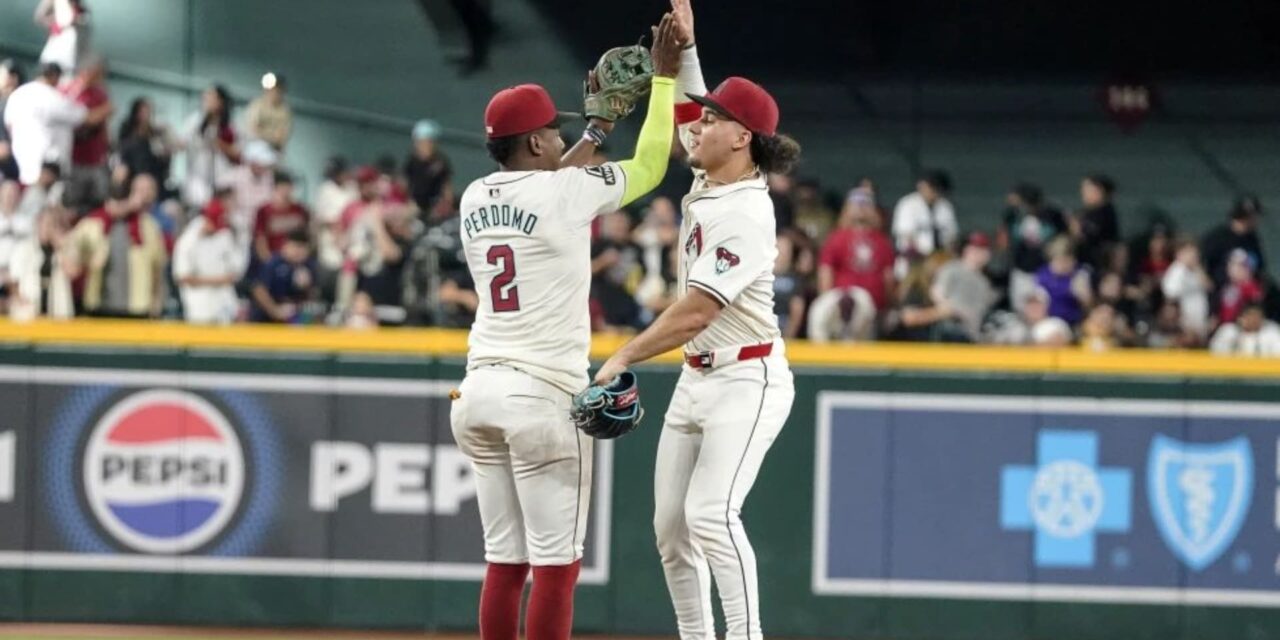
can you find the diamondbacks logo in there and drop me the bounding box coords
[685,223,703,258]
[584,165,616,186]
[1147,435,1252,571]
[83,390,245,554]
[715,247,741,274]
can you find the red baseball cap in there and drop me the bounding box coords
[484,84,578,139]
[688,77,779,137]
[354,165,379,184]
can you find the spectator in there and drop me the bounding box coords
[0,180,36,304]
[633,196,679,315]
[404,119,454,217]
[253,171,309,265]
[375,154,410,204]
[1209,304,1280,357]
[1093,271,1138,344]
[590,210,643,331]
[313,156,356,299]
[1002,182,1067,307]
[1036,237,1092,326]
[892,169,957,271]
[932,231,997,341]
[65,173,167,317]
[1146,301,1200,350]
[792,178,835,241]
[180,84,239,207]
[767,172,795,232]
[225,140,278,245]
[436,269,479,328]
[885,251,968,342]
[243,72,292,152]
[775,229,816,339]
[0,59,24,181]
[984,286,1073,347]
[172,192,244,324]
[8,208,74,320]
[1161,239,1212,339]
[808,286,876,343]
[340,165,385,237]
[15,162,65,223]
[818,186,895,310]
[1216,248,1263,325]
[350,204,415,323]
[1201,195,1266,290]
[1080,303,1120,352]
[1071,173,1120,270]
[35,0,91,73]
[250,229,317,323]
[344,290,378,329]
[4,62,107,186]
[61,56,113,212]
[115,97,176,196]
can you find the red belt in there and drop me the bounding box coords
[684,342,774,370]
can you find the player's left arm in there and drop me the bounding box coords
[594,287,722,384]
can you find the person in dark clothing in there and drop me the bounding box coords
[404,119,453,217]
[115,97,175,197]
[1003,182,1068,275]
[1201,194,1266,291]
[250,229,317,323]
[590,210,643,330]
[1073,173,1120,269]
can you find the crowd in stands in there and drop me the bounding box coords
[1,0,1277,357]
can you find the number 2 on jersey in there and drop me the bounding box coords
[486,244,521,312]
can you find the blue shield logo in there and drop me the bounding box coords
[1147,435,1253,571]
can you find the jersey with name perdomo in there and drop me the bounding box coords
[678,172,782,353]
[460,163,626,394]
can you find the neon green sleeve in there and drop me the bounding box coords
[617,76,676,207]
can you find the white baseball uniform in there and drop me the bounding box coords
[452,163,626,566]
[653,46,795,640]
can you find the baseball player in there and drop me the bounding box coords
[450,15,684,640]
[592,1,802,638]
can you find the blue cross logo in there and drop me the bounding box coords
[1000,430,1132,568]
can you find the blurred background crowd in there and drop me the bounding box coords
[2,0,1278,357]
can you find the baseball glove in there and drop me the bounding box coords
[583,44,654,122]
[571,371,645,440]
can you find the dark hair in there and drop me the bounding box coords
[323,156,349,182]
[750,133,801,176]
[376,154,398,175]
[273,170,293,185]
[213,187,235,201]
[39,161,62,179]
[38,62,62,82]
[200,84,233,135]
[285,229,311,246]
[1085,173,1116,197]
[117,97,151,141]
[919,169,952,194]
[0,59,23,85]
[1013,182,1044,207]
[1231,193,1263,220]
[486,135,520,167]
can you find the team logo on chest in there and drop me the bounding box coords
[715,247,741,274]
[685,223,703,258]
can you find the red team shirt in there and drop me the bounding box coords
[254,202,310,254]
[818,227,895,309]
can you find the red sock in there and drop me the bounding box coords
[525,560,581,640]
[480,562,529,640]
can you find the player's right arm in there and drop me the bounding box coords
[670,0,705,154]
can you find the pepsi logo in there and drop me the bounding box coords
[82,390,245,554]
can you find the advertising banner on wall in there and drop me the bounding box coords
[0,367,611,583]
[814,392,1280,606]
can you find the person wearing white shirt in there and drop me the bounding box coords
[1209,305,1280,357]
[3,63,107,185]
[0,180,36,291]
[892,169,957,276]
[172,194,245,324]
[35,0,92,74]
[312,156,357,276]
[1161,240,1212,339]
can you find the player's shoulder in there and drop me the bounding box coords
[698,182,774,228]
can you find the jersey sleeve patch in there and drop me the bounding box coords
[584,165,617,186]
[714,247,741,274]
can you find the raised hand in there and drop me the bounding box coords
[671,0,695,46]
[650,12,683,78]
